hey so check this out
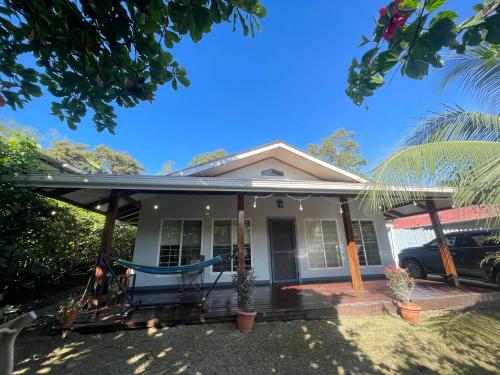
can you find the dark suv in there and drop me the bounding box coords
[398,229,500,287]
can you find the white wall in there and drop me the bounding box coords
[219,158,320,180]
[132,194,394,287]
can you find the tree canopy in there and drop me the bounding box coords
[0,0,266,133]
[188,148,229,167]
[44,140,144,174]
[346,0,499,106]
[308,129,367,172]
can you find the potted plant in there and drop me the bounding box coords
[384,264,421,324]
[58,296,83,328]
[232,268,257,332]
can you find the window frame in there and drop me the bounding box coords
[350,219,383,267]
[157,218,204,267]
[211,218,253,274]
[304,219,344,270]
[261,168,285,177]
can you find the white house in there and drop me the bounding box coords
[14,141,454,290]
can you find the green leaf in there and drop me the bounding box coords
[426,0,446,12]
[429,11,459,28]
[404,59,429,79]
[358,34,370,47]
[375,50,399,73]
[361,47,379,65]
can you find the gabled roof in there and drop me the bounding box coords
[170,140,367,183]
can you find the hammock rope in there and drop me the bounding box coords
[116,254,225,275]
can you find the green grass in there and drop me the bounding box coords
[13,310,500,375]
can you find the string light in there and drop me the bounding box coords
[153,204,159,210]
[253,196,257,208]
[50,210,56,216]
[413,201,417,206]
[299,201,303,211]
[339,207,343,214]
[96,204,101,210]
[206,205,211,211]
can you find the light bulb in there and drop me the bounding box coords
[379,205,383,211]
[339,208,343,214]
[253,197,257,208]
[206,205,210,210]
[153,204,159,210]
[413,201,417,206]
[299,201,303,211]
[96,204,101,210]
[50,210,56,216]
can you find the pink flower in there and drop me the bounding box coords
[379,1,409,41]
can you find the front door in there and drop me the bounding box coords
[268,219,299,283]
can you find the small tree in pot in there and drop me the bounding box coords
[384,264,421,324]
[232,268,256,332]
[58,296,83,328]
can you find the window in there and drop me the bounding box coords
[261,168,284,177]
[305,220,342,268]
[159,220,202,267]
[212,220,251,272]
[351,221,382,266]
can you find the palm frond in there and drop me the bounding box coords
[453,153,500,208]
[404,110,500,146]
[362,141,500,212]
[440,44,500,112]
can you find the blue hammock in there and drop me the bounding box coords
[116,255,223,275]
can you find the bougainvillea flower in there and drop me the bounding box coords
[379,0,409,41]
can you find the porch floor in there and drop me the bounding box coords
[74,279,500,333]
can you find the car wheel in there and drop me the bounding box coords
[404,260,426,279]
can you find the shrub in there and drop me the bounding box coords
[384,263,415,305]
[232,268,256,309]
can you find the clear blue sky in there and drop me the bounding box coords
[1,0,481,174]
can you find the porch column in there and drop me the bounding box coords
[90,190,120,307]
[237,193,245,272]
[427,199,460,287]
[340,197,363,291]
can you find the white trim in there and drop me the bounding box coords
[169,141,368,182]
[304,219,344,270]
[157,218,204,267]
[210,218,253,274]
[12,174,455,196]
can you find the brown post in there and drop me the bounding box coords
[340,197,363,291]
[237,193,245,272]
[90,190,121,307]
[427,199,460,287]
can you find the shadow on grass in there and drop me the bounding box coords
[12,281,500,375]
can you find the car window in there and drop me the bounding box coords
[457,234,481,248]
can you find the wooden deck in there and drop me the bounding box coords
[74,279,500,333]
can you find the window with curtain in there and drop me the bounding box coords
[158,220,202,267]
[212,220,251,272]
[305,220,342,268]
[351,221,382,266]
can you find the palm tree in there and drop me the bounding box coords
[362,44,500,264]
[362,42,499,211]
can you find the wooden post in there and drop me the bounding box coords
[237,193,245,272]
[427,199,460,287]
[90,190,120,307]
[340,197,363,291]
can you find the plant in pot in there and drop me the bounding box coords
[384,264,421,324]
[232,268,257,332]
[58,296,83,328]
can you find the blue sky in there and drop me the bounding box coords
[1,0,481,174]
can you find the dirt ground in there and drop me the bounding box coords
[12,310,500,375]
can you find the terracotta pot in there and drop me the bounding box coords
[62,309,78,328]
[397,302,421,324]
[236,308,256,332]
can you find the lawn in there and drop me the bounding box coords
[13,310,499,375]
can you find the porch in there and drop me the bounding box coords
[73,278,500,333]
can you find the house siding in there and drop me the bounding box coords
[132,194,394,288]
